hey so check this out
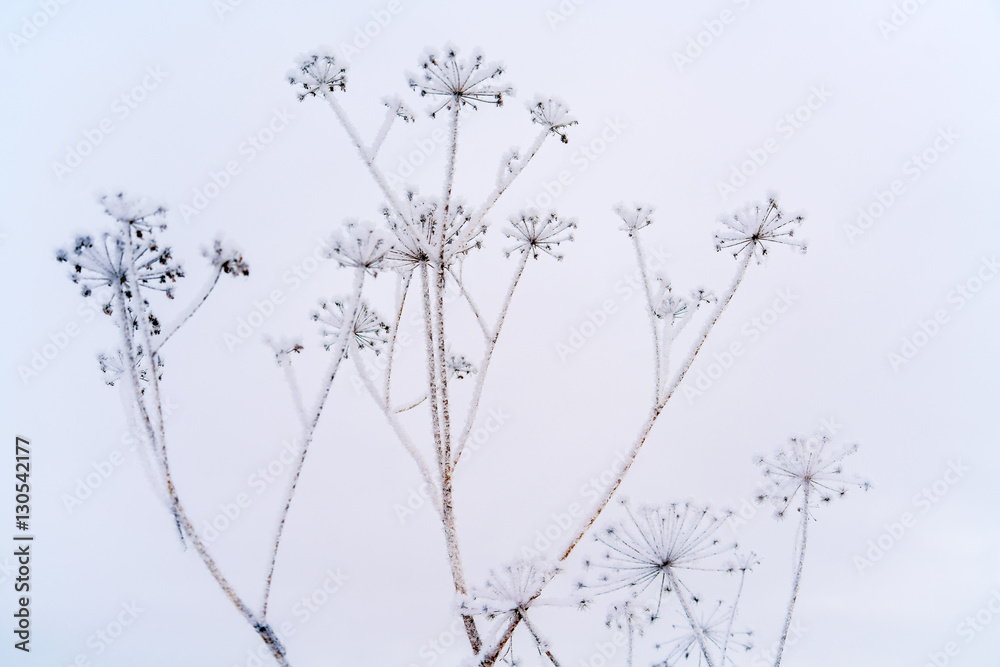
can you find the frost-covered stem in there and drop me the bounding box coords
[442,104,460,214]
[632,234,661,403]
[667,569,717,667]
[626,617,634,667]
[123,232,183,541]
[322,93,409,225]
[419,263,446,471]
[280,361,308,429]
[419,263,478,647]
[775,487,810,667]
[453,252,528,466]
[152,266,223,355]
[447,267,491,341]
[369,103,399,158]
[394,393,429,413]
[722,565,748,662]
[261,268,365,619]
[113,288,288,667]
[559,252,751,561]
[519,610,561,667]
[435,104,461,465]
[483,255,753,665]
[352,352,442,518]
[473,129,548,227]
[384,272,413,406]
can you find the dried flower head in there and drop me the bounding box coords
[447,353,475,379]
[98,348,162,391]
[615,203,655,236]
[288,50,346,100]
[314,299,389,356]
[584,500,735,615]
[755,434,869,518]
[204,239,250,277]
[327,220,394,276]
[265,336,304,367]
[504,210,576,260]
[57,231,183,301]
[409,46,513,117]
[529,96,577,143]
[462,561,558,619]
[383,193,485,268]
[655,600,754,666]
[714,198,805,263]
[382,95,416,123]
[99,192,167,238]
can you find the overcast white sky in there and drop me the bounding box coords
[2,1,1000,666]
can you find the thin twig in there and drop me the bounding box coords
[261,268,366,619]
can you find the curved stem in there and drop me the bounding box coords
[113,287,289,666]
[152,267,223,355]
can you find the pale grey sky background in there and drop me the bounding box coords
[2,1,1000,666]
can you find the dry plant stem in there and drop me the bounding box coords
[369,103,400,158]
[152,266,223,355]
[123,233,184,541]
[632,234,662,403]
[774,486,810,667]
[518,611,562,667]
[113,287,289,667]
[453,251,529,467]
[384,271,413,406]
[323,93,410,226]
[419,261,480,649]
[262,268,366,619]
[433,106,482,651]
[482,252,754,665]
[447,267,491,340]
[472,129,548,227]
[667,569,717,667]
[352,352,442,517]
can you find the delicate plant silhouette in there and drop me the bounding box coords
[54,39,868,667]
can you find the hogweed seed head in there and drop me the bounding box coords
[314,299,389,356]
[288,49,347,101]
[615,203,655,237]
[715,197,805,263]
[655,600,754,664]
[529,96,577,144]
[204,238,250,277]
[447,353,475,379]
[754,434,869,519]
[461,560,562,620]
[326,220,394,276]
[504,210,576,260]
[98,191,167,238]
[584,500,736,616]
[409,46,513,117]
